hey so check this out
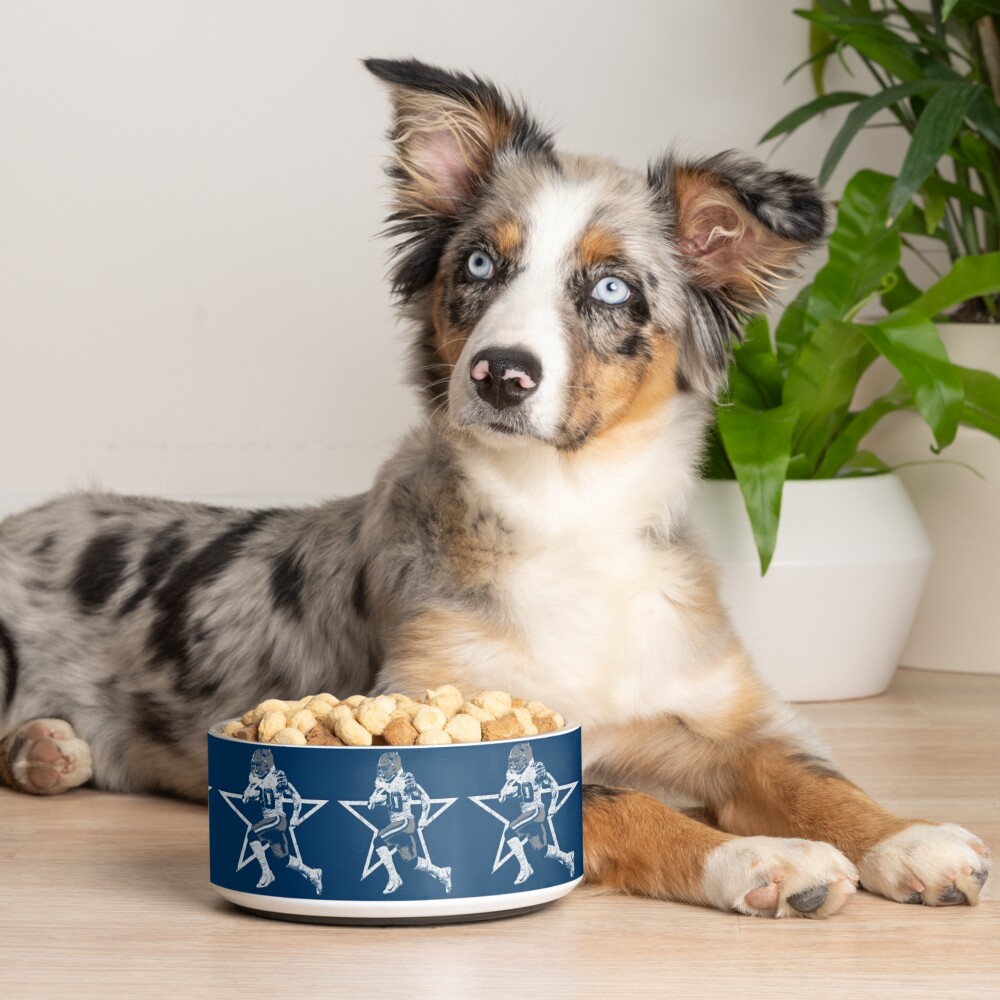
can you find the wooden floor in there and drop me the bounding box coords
[3,668,997,999]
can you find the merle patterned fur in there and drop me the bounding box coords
[0,59,826,798]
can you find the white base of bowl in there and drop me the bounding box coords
[212,877,583,925]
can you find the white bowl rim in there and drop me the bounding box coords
[212,875,584,919]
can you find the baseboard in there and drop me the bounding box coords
[0,493,323,520]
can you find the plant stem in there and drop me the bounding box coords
[978,16,1000,106]
[930,0,946,45]
[860,55,892,93]
[943,199,973,260]
[941,199,962,262]
[953,161,982,256]
[974,162,1000,252]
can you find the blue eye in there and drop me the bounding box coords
[592,276,630,305]
[467,251,495,280]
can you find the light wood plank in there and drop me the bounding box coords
[2,668,997,999]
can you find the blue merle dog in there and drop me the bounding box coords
[0,59,989,917]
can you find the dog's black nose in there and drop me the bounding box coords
[470,348,543,410]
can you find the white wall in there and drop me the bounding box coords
[0,0,906,515]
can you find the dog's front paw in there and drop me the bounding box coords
[702,836,858,919]
[3,718,93,795]
[860,823,990,907]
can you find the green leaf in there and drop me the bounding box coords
[956,364,1000,437]
[783,37,839,86]
[783,318,872,467]
[967,91,1000,149]
[785,454,814,479]
[880,265,924,312]
[920,181,947,235]
[940,0,961,18]
[888,82,981,221]
[839,450,892,474]
[810,2,835,95]
[702,425,736,479]
[908,252,1000,317]
[760,91,868,142]
[864,309,964,448]
[889,0,964,56]
[726,315,784,409]
[844,29,926,79]
[816,381,914,477]
[805,171,905,334]
[921,173,992,213]
[818,80,944,186]
[716,402,800,574]
[775,282,814,372]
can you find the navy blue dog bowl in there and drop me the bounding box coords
[207,723,583,923]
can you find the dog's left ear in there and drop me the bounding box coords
[649,151,827,389]
[652,151,827,313]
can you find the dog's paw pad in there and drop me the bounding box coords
[703,836,858,919]
[5,718,93,795]
[860,823,991,907]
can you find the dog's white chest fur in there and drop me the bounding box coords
[451,397,736,731]
[501,536,727,728]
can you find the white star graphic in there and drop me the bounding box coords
[469,780,578,874]
[339,796,457,880]
[219,788,327,871]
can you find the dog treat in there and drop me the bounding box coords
[272,727,307,746]
[460,701,494,723]
[227,687,566,745]
[258,711,288,743]
[426,684,464,718]
[415,728,451,745]
[445,713,482,743]
[333,715,373,747]
[533,714,559,734]
[473,690,512,718]
[510,707,538,735]
[411,704,447,734]
[481,714,525,741]
[305,723,343,747]
[356,698,393,736]
[383,715,419,747]
[287,709,317,734]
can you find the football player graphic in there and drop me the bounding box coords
[498,743,575,885]
[366,752,452,895]
[241,747,323,894]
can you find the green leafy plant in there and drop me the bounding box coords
[764,0,1000,320]
[704,169,1000,573]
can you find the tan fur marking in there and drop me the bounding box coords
[712,748,912,862]
[387,608,525,695]
[602,333,679,435]
[576,225,621,269]
[674,167,805,310]
[583,787,729,903]
[567,333,680,450]
[491,216,523,259]
[590,690,913,865]
[431,273,468,369]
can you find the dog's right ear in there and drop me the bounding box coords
[365,58,552,297]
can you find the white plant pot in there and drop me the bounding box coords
[856,323,1000,676]
[690,476,931,702]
